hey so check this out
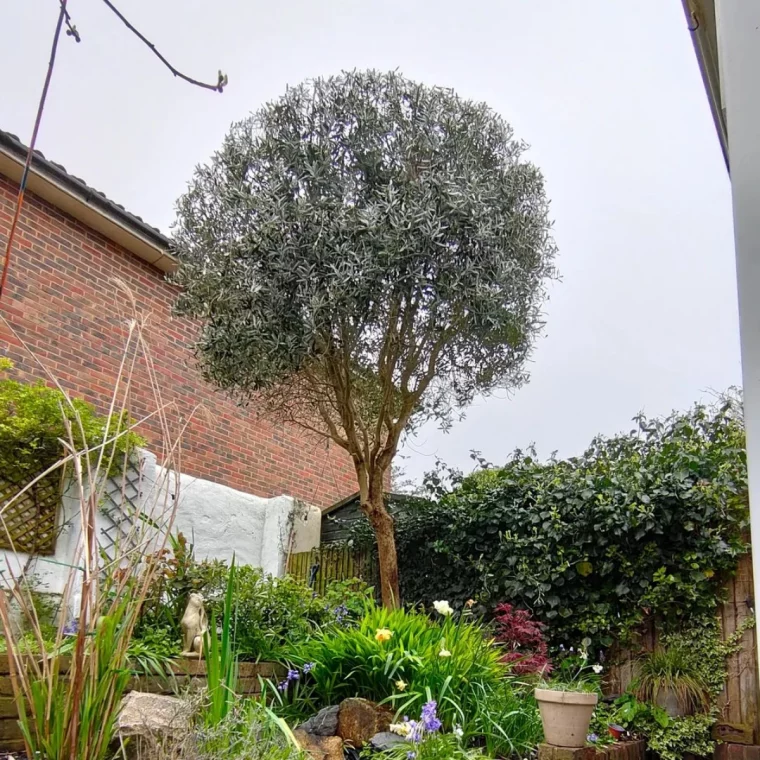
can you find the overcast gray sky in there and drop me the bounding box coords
[3,0,739,483]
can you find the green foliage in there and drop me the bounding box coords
[286,603,503,717]
[381,731,484,760]
[543,646,602,693]
[634,645,711,714]
[137,532,228,637]
[0,359,143,482]
[460,683,543,759]
[126,627,180,675]
[173,69,556,431]
[270,603,541,757]
[203,558,239,727]
[137,533,373,660]
[18,607,132,760]
[386,398,748,649]
[659,614,755,700]
[191,703,304,760]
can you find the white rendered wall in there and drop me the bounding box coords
[715,0,760,673]
[0,449,322,609]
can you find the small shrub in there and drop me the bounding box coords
[189,703,302,760]
[634,645,711,714]
[136,534,374,661]
[492,603,551,675]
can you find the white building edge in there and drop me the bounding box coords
[680,0,760,668]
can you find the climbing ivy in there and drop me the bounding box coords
[371,396,748,649]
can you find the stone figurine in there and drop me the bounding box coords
[180,592,208,658]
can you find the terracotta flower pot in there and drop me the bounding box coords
[535,688,599,748]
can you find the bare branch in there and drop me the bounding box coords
[100,0,228,93]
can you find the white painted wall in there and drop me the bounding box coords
[0,449,322,610]
[715,0,760,670]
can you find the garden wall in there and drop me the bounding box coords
[0,449,321,613]
[0,656,283,752]
[604,553,760,744]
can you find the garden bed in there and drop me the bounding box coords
[0,655,283,752]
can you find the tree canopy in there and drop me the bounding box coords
[172,70,557,605]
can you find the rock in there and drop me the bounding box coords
[293,728,344,760]
[370,731,408,751]
[299,705,340,736]
[117,692,191,739]
[337,698,393,749]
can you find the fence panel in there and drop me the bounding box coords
[288,544,375,592]
[604,553,759,743]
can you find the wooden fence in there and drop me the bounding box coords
[287,544,375,595]
[604,553,759,744]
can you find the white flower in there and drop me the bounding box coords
[390,723,411,737]
[454,726,464,739]
[439,647,452,658]
[433,600,454,617]
[579,649,588,661]
[592,664,603,674]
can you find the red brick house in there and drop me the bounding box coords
[0,130,356,508]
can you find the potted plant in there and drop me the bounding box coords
[535,646,602,748]
[634,645,710,718]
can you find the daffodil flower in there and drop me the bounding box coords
[433,600,454,616]
[395,679,408,691]
[375,628,393,643]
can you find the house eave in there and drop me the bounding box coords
[682,0,728,170]
[0,132,176,273]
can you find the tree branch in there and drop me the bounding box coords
[100,0,228,92]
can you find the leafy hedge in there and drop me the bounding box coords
[0,358,142,481]
[365,398,748,649]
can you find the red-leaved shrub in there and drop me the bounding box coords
[493,603,552,675]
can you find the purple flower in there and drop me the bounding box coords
[303,662,315,674]
[63,619,78,636]
[287,669,300,682]
[407,720,424,743]
[587,734,599,744]
[277,680,288,692]
[407,753,417,760]
[420,700,442,733]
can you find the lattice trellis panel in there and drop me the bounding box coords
[0,469,61,555]
[99,461,143,564]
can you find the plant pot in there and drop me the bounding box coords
[535,688,599,748]
[655,687,688,718]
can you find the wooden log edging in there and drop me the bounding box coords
[0,654,284,751]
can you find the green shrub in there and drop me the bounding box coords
[0,358,142,481]
[191,703,303,760]
[272,602,542,756]
[136,533,374,661]
[286,603,502,718]
[379,398,747,649]
[634,645,711,714]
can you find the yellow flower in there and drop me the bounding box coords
[465,599,476,609]
[395,679,408,692]
[375,628,393,643]
[439,647,452,658]
[390,722,410,737]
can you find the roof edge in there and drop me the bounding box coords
[0,131,177,273]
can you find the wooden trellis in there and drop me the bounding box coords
[0,468,61,555]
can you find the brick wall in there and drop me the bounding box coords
[0,175,358,508]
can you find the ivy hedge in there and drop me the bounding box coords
[359,397,748,649]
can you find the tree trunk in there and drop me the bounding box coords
[367,493,400,609]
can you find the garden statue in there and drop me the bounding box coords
[180,592,207,658]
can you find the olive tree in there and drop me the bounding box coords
[172,70,556,607]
